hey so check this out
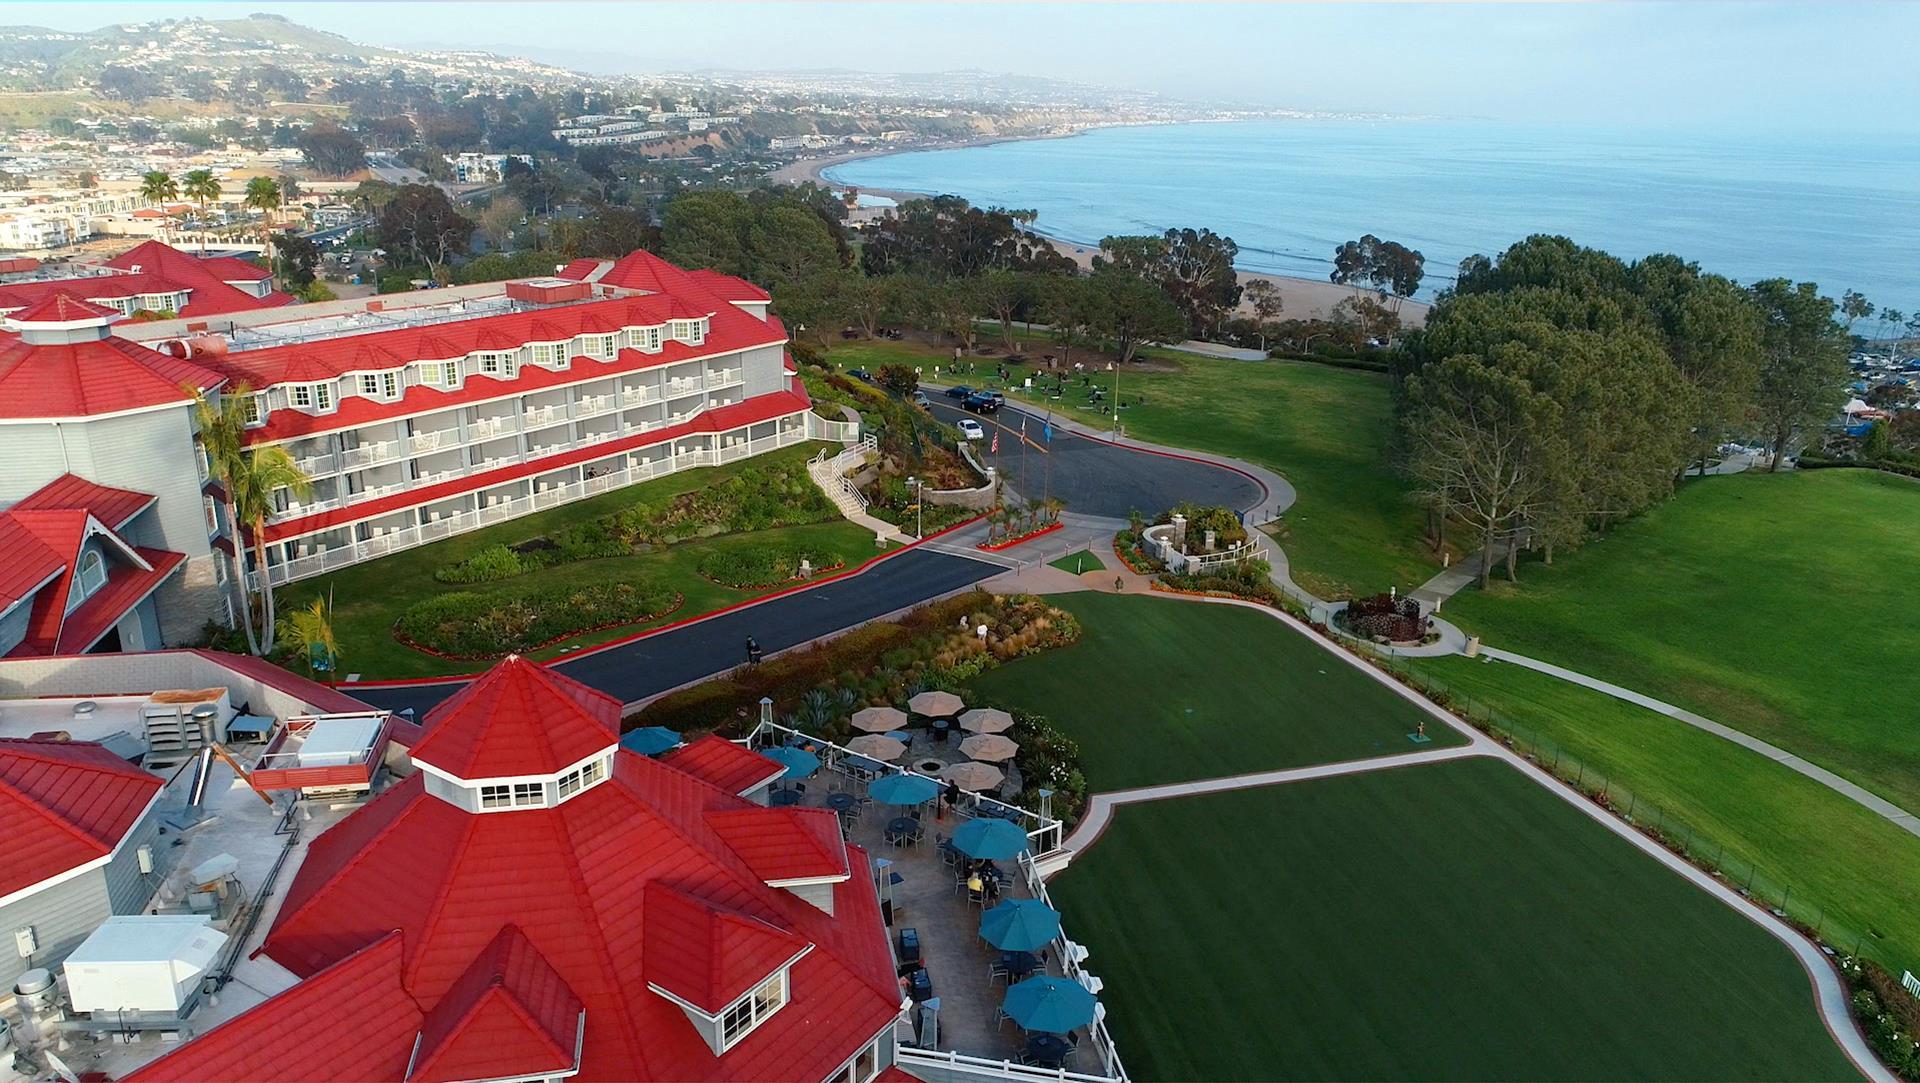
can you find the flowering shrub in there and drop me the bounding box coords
[1341,592,1427,642]
[696,545,839,589]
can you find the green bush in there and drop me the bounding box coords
[697,545,837,588]
[395,580,679,658]
[433,461,837,583]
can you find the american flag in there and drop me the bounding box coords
[990,431,999,454]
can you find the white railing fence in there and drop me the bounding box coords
[251,426,809,588]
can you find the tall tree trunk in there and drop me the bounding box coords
[252,531,278,655]
[224,492,259,654]
[1543,538,1555,566]
[1505,540,1519,582]
[1478,527,1496,589]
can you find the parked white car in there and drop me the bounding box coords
[957,418,985,441]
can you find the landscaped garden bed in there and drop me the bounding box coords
[434,459,836,584]
[695,545,841,589]
[1336,590,1435,645]
[394,580,681,660]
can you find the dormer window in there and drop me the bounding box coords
[77,549,107,598]
[719,972,788,1051]
[670,319,706,345]
[289,382,335,413]
[530,341,568,368]
[557,755,610,800]
[242,393,266,427]
[420,360,461,389]
[476,351,519,379]
[575,333,618,360]
[628,326,663,353]
[358,371,401,401]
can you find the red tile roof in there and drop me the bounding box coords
[642,881,811,1013]
[0,331,224,419]
[128,933,425,1083]
[408,656,619,779]
[6,291,118,325]
[0,738,162,899]
[12,473,155,529]
[0,517,66,616]
[195,254,273,282]
[410,925,583,1083]
[139,657,903,1083]
[579,250,730,313]
[706,806,851,883]
[101,240,295,315]
[40,546,184,656]
[688,269,771,302]
[258,388,811,543]
[663,736,786,797]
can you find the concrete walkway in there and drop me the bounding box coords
[1480,646,1920,840]
[1042,593,1893,1083]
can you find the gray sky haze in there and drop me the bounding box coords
[9,2,1915,135]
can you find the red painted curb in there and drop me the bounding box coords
[977,521,1063,551]
[339,512,988,688]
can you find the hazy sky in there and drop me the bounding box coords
[13,2,1917,135]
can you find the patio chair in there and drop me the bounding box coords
[988,959,1010,984]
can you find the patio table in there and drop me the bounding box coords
[826,792,859,812]
[930,718,953,742]
[886,816,920,845]
[1000,951,1039,978]
[769,789,802,807]
[1026,1035,1072,1068]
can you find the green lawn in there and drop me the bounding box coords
[1050,757,1860,1082]
[966,592,1458,789]
[1440,469,1920,814]
[821,339,1433,600]
[1406,653,1920,969]
[278,445,887,679]
[1047,549,1105,575]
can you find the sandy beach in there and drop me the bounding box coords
[772,143,1430,327]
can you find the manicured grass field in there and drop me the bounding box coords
[1050,757,1860,1082]
[824,340,1433,600]
[277,445,885,679]
[1407,654,1920,969]
[966,592,1459,789]
[1441,469,1920,815]
[1047,548,1105,575]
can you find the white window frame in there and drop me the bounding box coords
[530,341,568,368]
[289,384,313,409]
[556,755,609,801]
[719,971,788,1051]
[476,351,519,379]
[77,549,107,598]
[242,392,266,427]
[420,360,461,389]
[358,371,400,400]
[478,781,549,810]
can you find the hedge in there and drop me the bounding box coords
[395,580,680,659]
[696,545,839,589]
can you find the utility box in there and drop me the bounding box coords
[63,916,227,1017]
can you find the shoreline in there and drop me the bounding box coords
[771,129,1430,326]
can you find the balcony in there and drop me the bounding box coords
[467,416,513,440]
[293,449,339,476]
[708,367,743,388]
[575,394,615,418]
[340,440,400,470]
[523,403,567,428]
[408,430,454,454]
[620,385,657,406]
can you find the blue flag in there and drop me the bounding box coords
[1042,422,1053,444]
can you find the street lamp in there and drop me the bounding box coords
[907,475,923,540]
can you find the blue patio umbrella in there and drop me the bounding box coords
[1001,975,1097,1034]
[952,817,1029,860]
[868,772,940,805]
[762,745,820,781]
[619,726,681,756]
[979,899,1061,952]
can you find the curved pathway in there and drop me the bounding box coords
[1044,592,1892,1083]
[1480,646,1920,840]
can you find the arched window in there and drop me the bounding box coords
[78,549,107,597]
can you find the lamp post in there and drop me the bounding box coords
[1108,361,1119,437]
[907,475,923,539]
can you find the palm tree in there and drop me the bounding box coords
[139,170,177,207]
[181,169,221,253]
[278,597,340,684]
[231,445,313,656]
[190,386,260,654]
[243,176,282,282]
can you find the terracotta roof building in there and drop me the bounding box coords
[133,657,906,1083]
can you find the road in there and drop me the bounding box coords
[345,547,1000,716]
[925,397,1262,520]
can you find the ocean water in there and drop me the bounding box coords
[827,120,1920,311]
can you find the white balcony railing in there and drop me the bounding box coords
[576,394,614,418]
[523,404,566,428]
[294,450,338,476]
[251,426,810,589]
[468,417,511,440]
[408,430,450,454]
[340,440,399,470]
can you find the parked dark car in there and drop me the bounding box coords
[945,385,974,399]
[963,392,1001,414]
[847,368,875,383]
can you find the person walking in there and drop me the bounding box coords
[745,635,763,665]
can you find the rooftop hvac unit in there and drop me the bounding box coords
[63,916,228,1017]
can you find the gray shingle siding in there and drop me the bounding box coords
[0,870,113,991]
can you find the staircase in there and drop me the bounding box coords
[808,436,907,544]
